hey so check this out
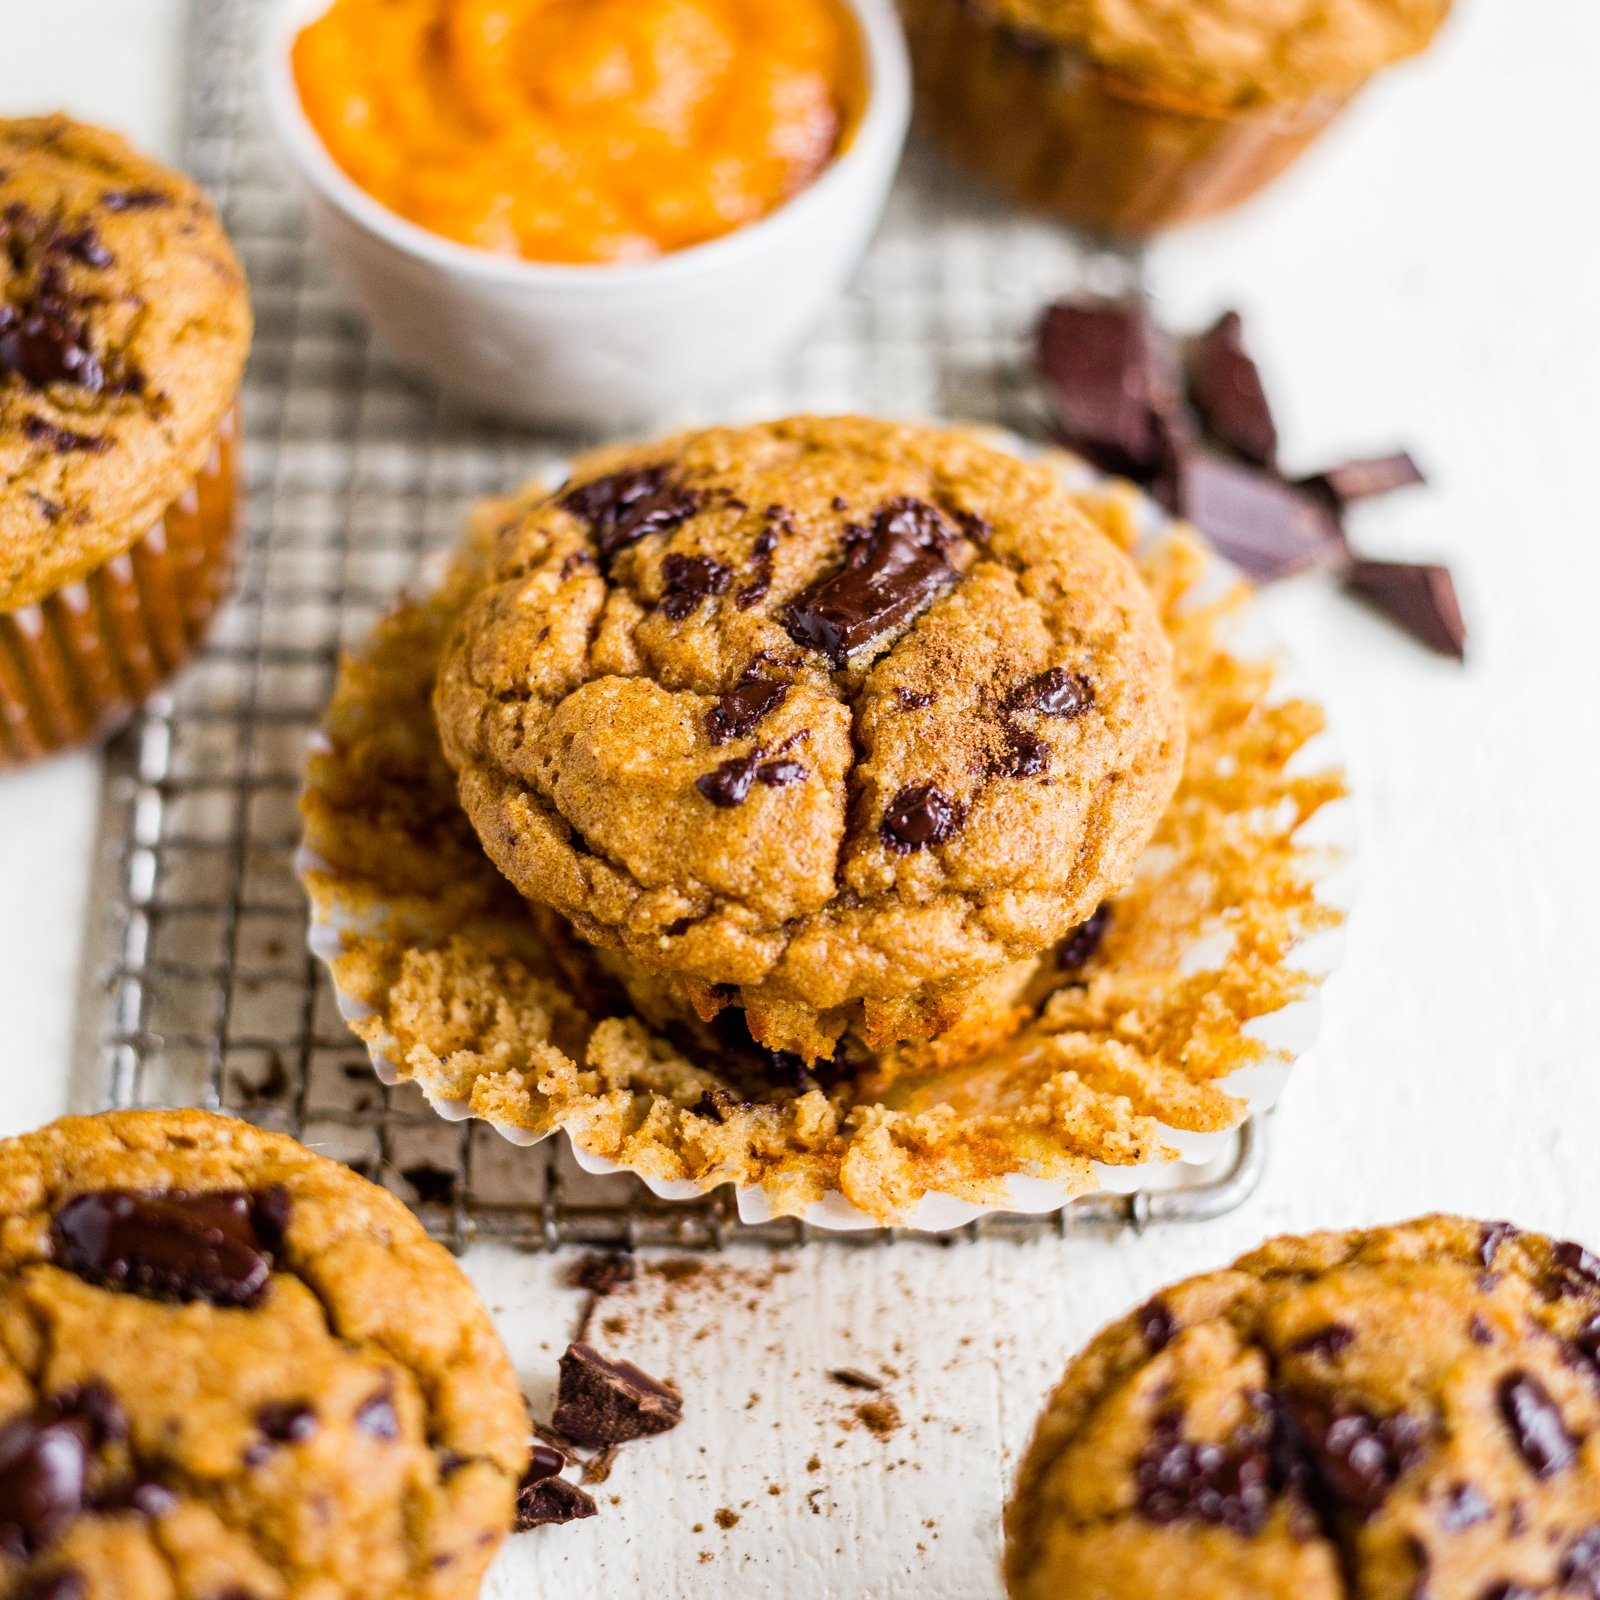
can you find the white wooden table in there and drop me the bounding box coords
[4,3,1599,1593]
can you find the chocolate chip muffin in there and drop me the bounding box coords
[0,1110,527,1600]
[0,116,251,766]
[434,416,1185,1062]
[1005,1215,1600,1600]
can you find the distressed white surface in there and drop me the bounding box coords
[4,2,1600,1595]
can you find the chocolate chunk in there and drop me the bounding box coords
[1497,1372,1576,1478]
[51,1189,284,1308]
[1176,452,1346,584]
[1574,1313,1600,1377]
[880,785,963,853]
[1137,1298,1176,1353]
[1345,559,1467,660]
[1470,1315,1495,1346]
[52,1384,124,1450]
[526,1444,569,1486]
[0,1410,89,1559]
[784,498,959,668]
[355,1385,400,1441]
[0,309,103,394]
[516,1472,597,1529]
[990,724,1050,779]
[256,1402,317,1445]
[100,188,169,211]
[658,553,732,620]
[696,751,809,809]
[1133,1404,1277,1537]
[1008,667,1093,719]
[1560,1525,1600,1596]
[401,1163,457,1206]
[1480,1221,1520,1269]
[1283,1393,1425,1514]
[568,1254,636,1297]
[706,680,788,746]
[1548,1239,1600,1300]
[1300,453,1426,507]
[552,1343,683,1447]
[560,467,702,567]
[119,1481,179,1517]
[1188,311,1277,468]
[251,1185,292,1253]
[1057,905,1110,972]
[20,415,108,454]
[827,1368,883,1392]
[1289,1324,1355,1362]
[1439,1481,1493,1530]
[52,224,112,269]
[1038,299,1180,479]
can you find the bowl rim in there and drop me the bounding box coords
[262,0,911,294]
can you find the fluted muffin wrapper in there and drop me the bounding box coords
[0,408,241,769]
[298,443,1355,1233]
[900,0,1354,237]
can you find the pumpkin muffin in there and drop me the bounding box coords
[0,1109,527,1600]
[433,416,1185,1063]
[1006,1215,1600,1600]
[900,0,1454,236]
[0,115,251,767]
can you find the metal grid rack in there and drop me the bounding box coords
[82,0,1266,1251]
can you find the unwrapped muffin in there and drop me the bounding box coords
[900,0,1453,236]
[0,116,251,767]
[433,416,1185,1063]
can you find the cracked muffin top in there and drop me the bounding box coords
[433,416,1184,1060]
[982,0,1452,107]
[1005,1215,1600,1600]
[0,116,251,611]
[0,1110,527,1600]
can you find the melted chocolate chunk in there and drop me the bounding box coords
[1480,1221,1521,1269]
[1188,311,1277,468]
[0,1411,89,1560]
[1284,1392,1425,1515]
[526,1443,567,1483]
[1008,667,1093,719]
[1300,453,1426,508]
[1137,1298,1176,1353]
[51,1384,123,1450]
[1497,1373,1576,1478]
[1133,1403,1277,1537]
[1548,1239,1600,1300]
[658,553,732,620]
[1439,1481,1494,1530]
[784,498,959,668]
[880,785,963,853]
[355,1385,400,1442]
[705,680,788,746]
[256,1402,318,1445]
[552,1343,683,1447]
[1289,1324,1356,1362]
[696,751,809,809]
[516,1472,597,1529]
[1177,452,1346,584]
[21,415,107,454]
[1057,905,1110,972]
[1560,1525,1600,1597]
[1574,1312,1600,1377]
[991,725,1050,779]
[54,224,112,269]
[1345,559,1467,660]
[560,467,702,568]
[51,1188,285,1307]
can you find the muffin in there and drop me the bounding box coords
[0,1109,528,1600]
[900,0,1453,236]
[0,116,251,768]
[433,416,1186,1063]
[1005,1215,1600,1600]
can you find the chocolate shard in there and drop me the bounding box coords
[1300,452,1426,508]
[1177,452,1347,585]
[1038,298,1180,479]
[552,1343,683,1447]
[1188,311,1277,468]
[1344,559,1467,660]
[784,498,959,668]
[516,1472,598,1529]
[50,1189,283,1308]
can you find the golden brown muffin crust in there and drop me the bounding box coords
[1006,1215,1600,1600]
[0,116,251,611]
[434,417,1185,1059]
[0,1110,527,1600]
[978,0,1452,106]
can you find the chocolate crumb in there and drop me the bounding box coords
[827,1368,883,1392]
[855,1398,902,1438]
[568,1254,636,1297]
[714,1507,739,1529]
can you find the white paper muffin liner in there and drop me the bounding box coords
[298,446,1356,1232]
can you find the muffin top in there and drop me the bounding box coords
[0,116,251,611]
[984,0,1452,106]
[433,417,1184,1053]
[0,1110,527,1600]
[1006,1215,1600,1600]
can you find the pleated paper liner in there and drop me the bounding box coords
[0,408,241,769]
[299,446,1354,1231]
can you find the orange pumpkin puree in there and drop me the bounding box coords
[292,0,866,265]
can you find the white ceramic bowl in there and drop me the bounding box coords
[263,0,910,429]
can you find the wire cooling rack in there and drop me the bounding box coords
[80,0,1266,1250]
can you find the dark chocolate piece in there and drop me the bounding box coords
[1344,560,1467,660]
[880,785,963,853]
[526,1443,568,1484]
[1038,299,1180,479]
[20,415,108,454]
[51,1188,284,1308]
[658,553,732,620]
[1177,452,1346,584]
[1008,667,1093,719]
[552,1343,683,1447]
[1438,1481,1493,1530]
[1132,1403,1277,1537]
[1497,1372,1576,1478]
[1300,452,1426,507]
[1136,1298,1175,1353]
[1480,1221,1520,1269]
[1187,311,1277,468]
[706,680,788,746]
[991,725,1050,779]
[0,1410,89,1559]
[355,1385,400,1441]
[559,467,702,567]
[1057,905,1110,972]
[51,1384,123,1449]
[827,1369,883,1392]
[256,1402,318,1445]
[696,751,809,809]
[784,498,959,668]
[1283,1393,1424,1513]
[1547,1239,1600,1300]
[1560,1525,1600,1595]
[1574,1312,1600,1377]
[100,188,169,211]
[1288,1324,1356,1362]
[516,1472,597,1529]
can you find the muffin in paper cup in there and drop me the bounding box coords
[0,117,251,769]
[898,0,1451,237]
[299,447,1353,1232]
